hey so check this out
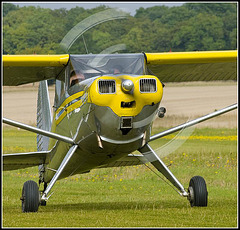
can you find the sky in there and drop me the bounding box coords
[7,1,185,16]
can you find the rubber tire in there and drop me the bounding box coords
[21,180,40,212]
[188,176,208,207]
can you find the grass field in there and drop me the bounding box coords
[2,126,237,227]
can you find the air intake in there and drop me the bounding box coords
[98,80,116,94]
[139,79,157,92]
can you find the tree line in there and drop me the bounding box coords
[3,3,237,55]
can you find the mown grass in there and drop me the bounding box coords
[2,126,237,227]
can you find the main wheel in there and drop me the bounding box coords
[21,180,40,212]
[188,176,208,207]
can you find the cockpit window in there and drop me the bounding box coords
[69,53,146,81]
[69,69,85,87]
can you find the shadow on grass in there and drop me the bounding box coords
[39,196,237,212]
[42,200,188,212]
[3,197,237,215]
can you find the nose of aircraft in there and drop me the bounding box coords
[121,79,134,93]
[88,75,163,117]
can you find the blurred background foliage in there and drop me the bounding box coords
[2,3,237,54]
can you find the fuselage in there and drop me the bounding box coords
[43,54,163,182]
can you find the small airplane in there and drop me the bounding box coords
[2,3,237,213]
[2,49,237,212]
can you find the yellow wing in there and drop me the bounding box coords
[3,51,237,85]
[3,54,69,86]
[145,50,237,82]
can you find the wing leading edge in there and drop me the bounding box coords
[3,51,237,85]
[3,54,69,86]
[145,50,237,82]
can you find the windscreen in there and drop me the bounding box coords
[69,53,146,81]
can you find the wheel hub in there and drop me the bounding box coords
[188,186,194,205]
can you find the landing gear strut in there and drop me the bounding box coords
[40,182,48,206]
[139,144,208,207]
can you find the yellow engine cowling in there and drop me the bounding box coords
[88,75,163,117]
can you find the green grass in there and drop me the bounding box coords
[2,126,237,227]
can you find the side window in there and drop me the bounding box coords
[54,63,75,109]
[69,70,86,86]
[54,79,65,109]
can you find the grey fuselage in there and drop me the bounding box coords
[44,73,163,183]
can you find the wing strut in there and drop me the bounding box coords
[3,117,75,145]
[150,103,237,142]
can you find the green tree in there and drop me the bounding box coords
[2,3,237,54]
[135,5,169,21]
[171,13,225,51]
[3,6,67,54]
[2,3,18,17]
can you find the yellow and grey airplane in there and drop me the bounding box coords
[2,50,237,212]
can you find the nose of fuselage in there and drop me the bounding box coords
[86,75,163,141]
[88,74,163,118]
